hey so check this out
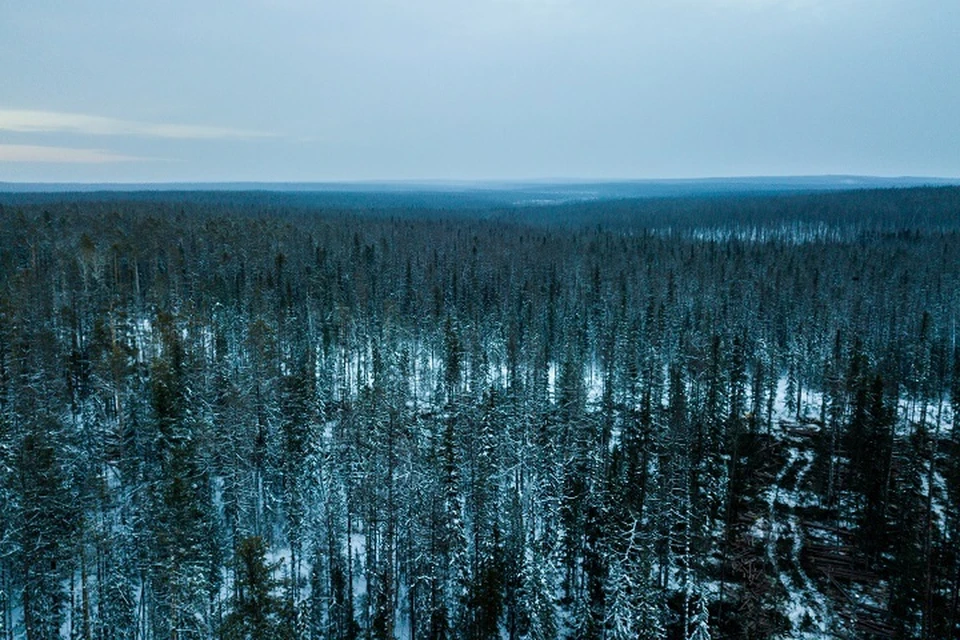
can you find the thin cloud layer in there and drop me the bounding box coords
[0,110,273,140]
[0,0,956,180]
[0,144,154,163]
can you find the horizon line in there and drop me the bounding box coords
[3,174,960,188]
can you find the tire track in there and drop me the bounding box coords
[766,438,832,637]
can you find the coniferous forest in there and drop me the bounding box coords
[2,186,960,640]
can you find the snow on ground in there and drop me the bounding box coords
[924,470,950,533]
[350,532,368,602]
[585,359,605,406]
[752,378,839,638]
[771,446,833,639]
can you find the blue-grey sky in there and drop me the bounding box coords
[2,0,958,182]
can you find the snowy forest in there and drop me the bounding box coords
[1,186,960,640]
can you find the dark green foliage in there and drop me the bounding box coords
[889,430,928,637]
[18,418,77,640]
[222,537,295,640]
[854,374,894,564]
[0,187,958,639]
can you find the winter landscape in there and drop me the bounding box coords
[3,0,960,638]
[1,185,959,639]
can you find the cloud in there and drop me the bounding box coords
[0,144,157,163]
[0,109,273,140]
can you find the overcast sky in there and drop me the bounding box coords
[1,0,958,182]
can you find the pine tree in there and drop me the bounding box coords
[687,593,711,640]
[890,428,929,636]
[18,414,77,640]
[222,536,295,640]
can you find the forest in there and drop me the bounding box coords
[0,186,959,639]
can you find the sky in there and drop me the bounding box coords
[1,0,958,182]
